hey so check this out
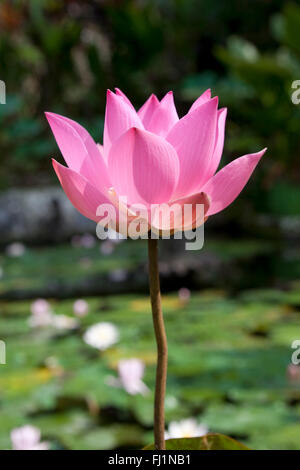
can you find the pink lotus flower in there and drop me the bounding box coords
[46,89,266,234]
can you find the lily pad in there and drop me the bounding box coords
[144,433,250,450]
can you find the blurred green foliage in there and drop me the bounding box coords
[0,238,299,450]
[0,0,299,217]
[1,269,300,449]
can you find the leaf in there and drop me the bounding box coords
[143,433,250,450]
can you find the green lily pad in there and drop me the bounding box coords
[144,433,250,450]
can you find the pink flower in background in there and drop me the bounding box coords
[73,299,89,317]
[30,299,51,316]
[100,240,115,255]
[178,287,191,305]
[29,299,53,328]
[11,425,49,450]
[118,358,149,395]
[29,299,79,330]
[71,233,96,248]
[287,364,300,383]
[79,233,96,248]
[46,89,266,234]
[106,358,149,395]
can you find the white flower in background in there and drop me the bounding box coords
[29,299,53,328]
[29,310,53,328]
[51,314,79,330]
[118,358,149,395]
[6,242,26,257]
[11,425,49,450]
[83,322,119,350]
[165,418,208,440]
[73,299,89,317]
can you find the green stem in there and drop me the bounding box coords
[147,238,168,450]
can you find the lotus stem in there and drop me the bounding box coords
[147,237,168,450]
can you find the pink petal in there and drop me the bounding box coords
[206,107,227,179]
[188,89,211,113]
[115,88,135,110]
[146,91,179,137]
[138,94,160,128]
[52,159,113,223]
[45,112,111,191]
[108,127,180,205]
[151,192,210,233]
[103,90,144,155]
[202,148,267,216]
[167,97,218,199]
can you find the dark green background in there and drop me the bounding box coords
[0,0,300,451]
